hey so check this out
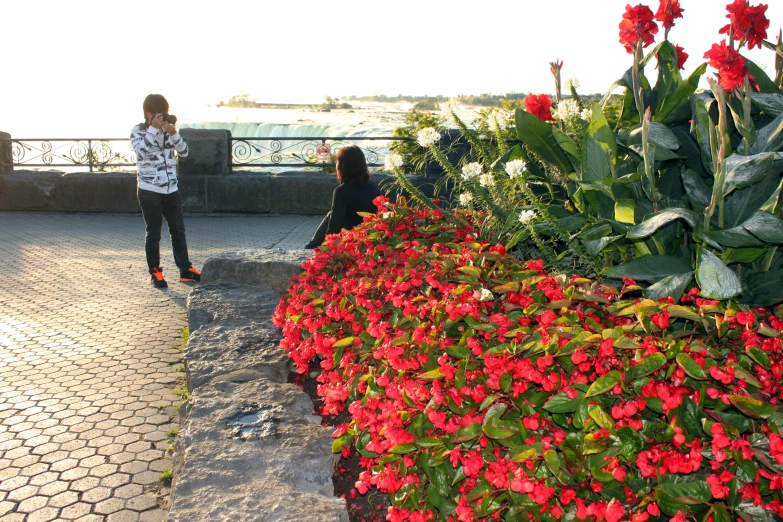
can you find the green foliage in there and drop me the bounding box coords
[159,468,173,485]
[390,110,443,174]
[399,38,783,307]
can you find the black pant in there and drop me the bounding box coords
[137,189,191,273]
[306,212,331,249]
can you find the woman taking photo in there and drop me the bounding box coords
[305,145,381,249]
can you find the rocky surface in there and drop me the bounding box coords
[200,249,310,293]
[168,249,348,522]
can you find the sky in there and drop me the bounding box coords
[2,0,782,134]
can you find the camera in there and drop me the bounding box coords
[162,113,178,125]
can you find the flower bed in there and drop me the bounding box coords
[273,199,783,522]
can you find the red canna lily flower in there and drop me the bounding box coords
[523,94,554,122]
[655,0,685,30]
[704,40,748,91]
[719,0,770,50]
[619,4,659,54]
[675,44,689,69]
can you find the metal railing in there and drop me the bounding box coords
[0,138,136,172]
[231,136,413,168]
[0,136,415,172]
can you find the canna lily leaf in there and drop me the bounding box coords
[752,93,783,117]
[644,272,694,303]
[515,108,574,175]
[696,249,742,300]
[603,255,694,282]
[627,208,700,239]
[744,268,783,307]
[723,152,777,195]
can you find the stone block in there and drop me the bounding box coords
[168,379,347,522]
[177,176,207,212]
[186,283,286,332]
[178,129,231,177]
[269,172,338,214]
[205,173,270,213]
[199,250,308,293]
[0,171,61,211]
[55,172,138,212]
[0,131,12,174]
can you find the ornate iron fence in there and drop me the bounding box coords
[0,137,414,172]
[230,136,413,168]
[0,138,136,172]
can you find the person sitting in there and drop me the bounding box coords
[305,145,381,249]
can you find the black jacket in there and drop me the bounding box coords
[326,179,381,235]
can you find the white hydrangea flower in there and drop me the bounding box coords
[487,110,510,132]
[417,127,441,147]
[519,210,536,224]
[504,159,527,179]
[440,99,459,126]
[458,192,473,206]
[580,108,592,121]
[384,152,404,172]
[461,162,483,180]
[551,99,580,122]
[479,173,495,187]
[566,76,580,90]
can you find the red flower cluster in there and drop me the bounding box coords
[674,44,688,70]
[719,0,770,50]
[523,94,554,122]
[619,4,659,54]
[704,40,749,91]
[655,0,684,30]
[274,200,783,521]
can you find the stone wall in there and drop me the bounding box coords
[0,129,452,214]
[0,170,446,214]
[169,249,349,521]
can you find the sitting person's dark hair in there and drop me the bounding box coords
[305,145,381,249]
[335,145,370,186]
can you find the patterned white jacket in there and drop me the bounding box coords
[130,124,189,194]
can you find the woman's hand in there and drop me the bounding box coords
[162,121,177,135]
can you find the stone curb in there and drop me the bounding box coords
[167,250,348,521]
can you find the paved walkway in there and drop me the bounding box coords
[0,212,320,522]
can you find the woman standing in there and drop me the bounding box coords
[305,145,381,249]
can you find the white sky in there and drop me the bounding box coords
[2,0,782,132]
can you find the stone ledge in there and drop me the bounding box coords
[200,249,310,292]
[170,249,347,521]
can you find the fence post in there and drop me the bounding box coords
[0,132,12,174]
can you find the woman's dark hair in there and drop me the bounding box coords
[143,94,169,120]
[335,145,370,186]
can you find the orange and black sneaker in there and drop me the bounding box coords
[150,267,168,288]
[180,266,201,283]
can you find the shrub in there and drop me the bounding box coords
[274,198,783,522]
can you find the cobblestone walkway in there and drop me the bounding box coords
[0,212,320,522]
